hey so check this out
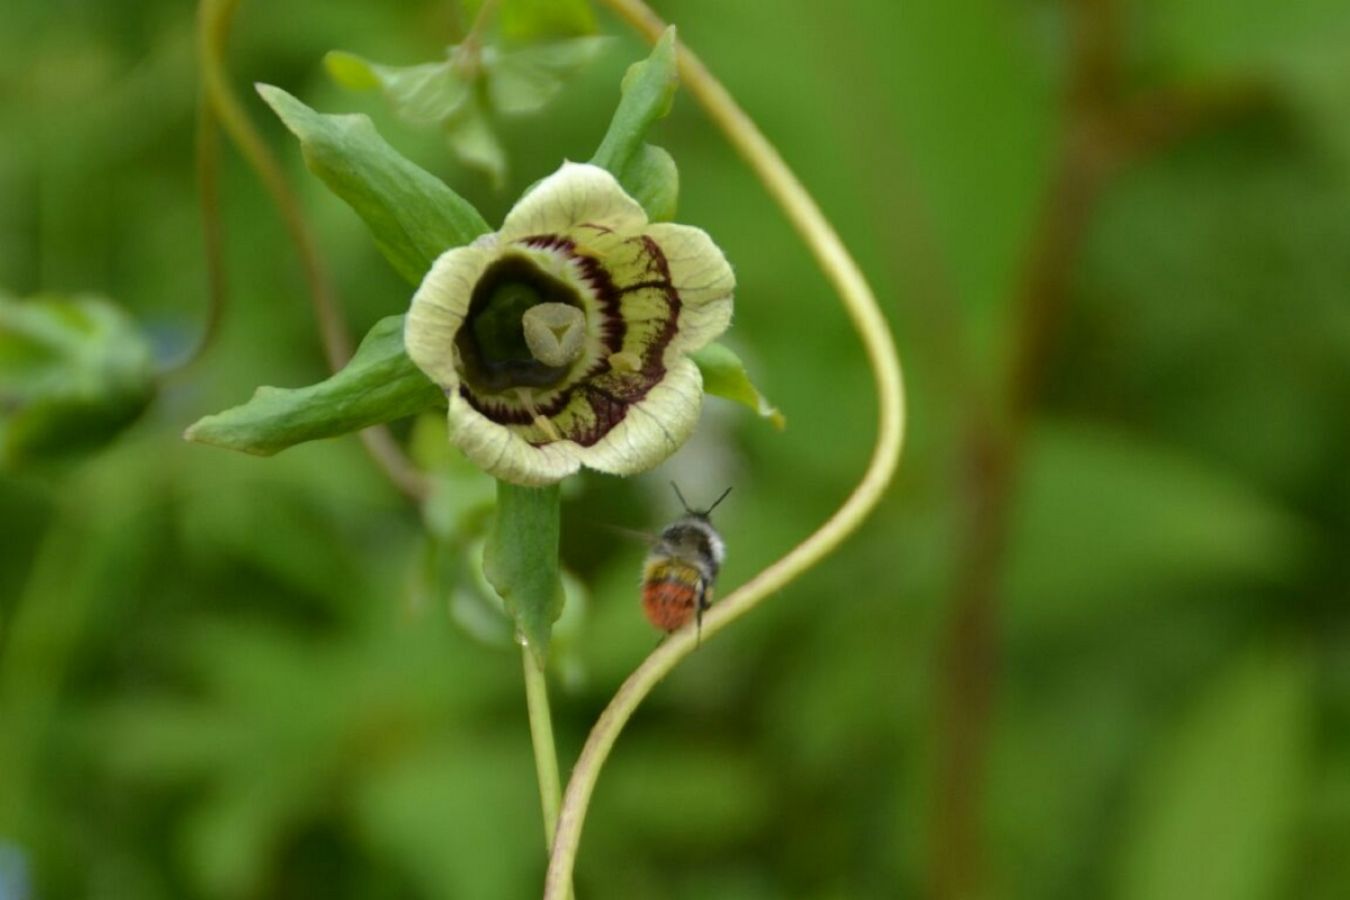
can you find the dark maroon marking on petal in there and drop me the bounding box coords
[463,233,685,447]
[460,386,534,426]
[618,280,669,294]
[631,235,682,383]
[575,386,630,446]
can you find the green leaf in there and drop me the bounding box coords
[0,293,155,469]
[691,343,785,429]
[445,97,509,190]
[482,481,564,661]
[619,143,679,222]
[1117,651,1311,900]
[322,50,382,91]
[323,54,472,127]
[257,84,490,284]
[589,26,680,218]
[499,0,598,41]
[184,315,442,456]
[485,37,608,116]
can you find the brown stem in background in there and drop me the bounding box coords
[168,96,228,376]
[926,1,1264,897]
[195,0,427,501]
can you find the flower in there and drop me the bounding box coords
[405,162,735,485]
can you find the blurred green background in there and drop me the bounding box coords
[2,0,1349,898]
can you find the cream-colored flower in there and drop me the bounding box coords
[405,162,734,485]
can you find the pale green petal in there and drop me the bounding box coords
[643,222,735,353]
[498,162,647,241]
[447,391,581,486]
[405,243,494,389]
[573,356,703,476]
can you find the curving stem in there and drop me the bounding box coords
[543,2,907,896]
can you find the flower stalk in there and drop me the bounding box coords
[542,2,907,896]
[522,645,563,847]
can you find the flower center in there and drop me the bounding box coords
[456,255,585,393]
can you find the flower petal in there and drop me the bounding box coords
[447,390,581,486]
[499,162,647,242]
[642,222,735,353]
[405,243,494,389]
[572,356,703,476]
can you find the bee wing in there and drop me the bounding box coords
[600,523,658,546]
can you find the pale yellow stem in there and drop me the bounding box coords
[543,3,907,896]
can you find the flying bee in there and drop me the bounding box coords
[641,484,732,639]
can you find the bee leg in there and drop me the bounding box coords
[695,587,711,647]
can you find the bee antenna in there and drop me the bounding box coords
[705,485,733,516]
[670,481,693,514]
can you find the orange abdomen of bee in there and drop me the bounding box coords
[642,577,701,632]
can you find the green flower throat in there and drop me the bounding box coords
[457,256,586,392]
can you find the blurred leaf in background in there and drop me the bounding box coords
[0,293,155,470]
[326,14,605,189]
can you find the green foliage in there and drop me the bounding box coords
[691,342,785,430]
[0,293,155,469]
[483,481,564,661]
[184,315,442,456]
[4,0,1350,897]
[1006,422,1305,636]
[258,85,491,284]
[325,37,607,188]
[1117,652,1311,900]
[589,26,680,220]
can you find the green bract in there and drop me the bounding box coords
[405,162,735,486]
[691,342,785,430]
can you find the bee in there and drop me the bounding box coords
[641,484,732,639]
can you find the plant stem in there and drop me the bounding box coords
[463,0,501,50]
[162,91,226,376]
[193,0,427,501]
[543,3,907,896]
[926,2,1264,895]
[197,0,351,368]
[522,646,563,847]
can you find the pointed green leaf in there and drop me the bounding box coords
[184,315,442,456]
[0,293,155,469]
[482,481,564,661]
[691,343,785,430]
[589,27,680,218]
[257,85,490,284]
